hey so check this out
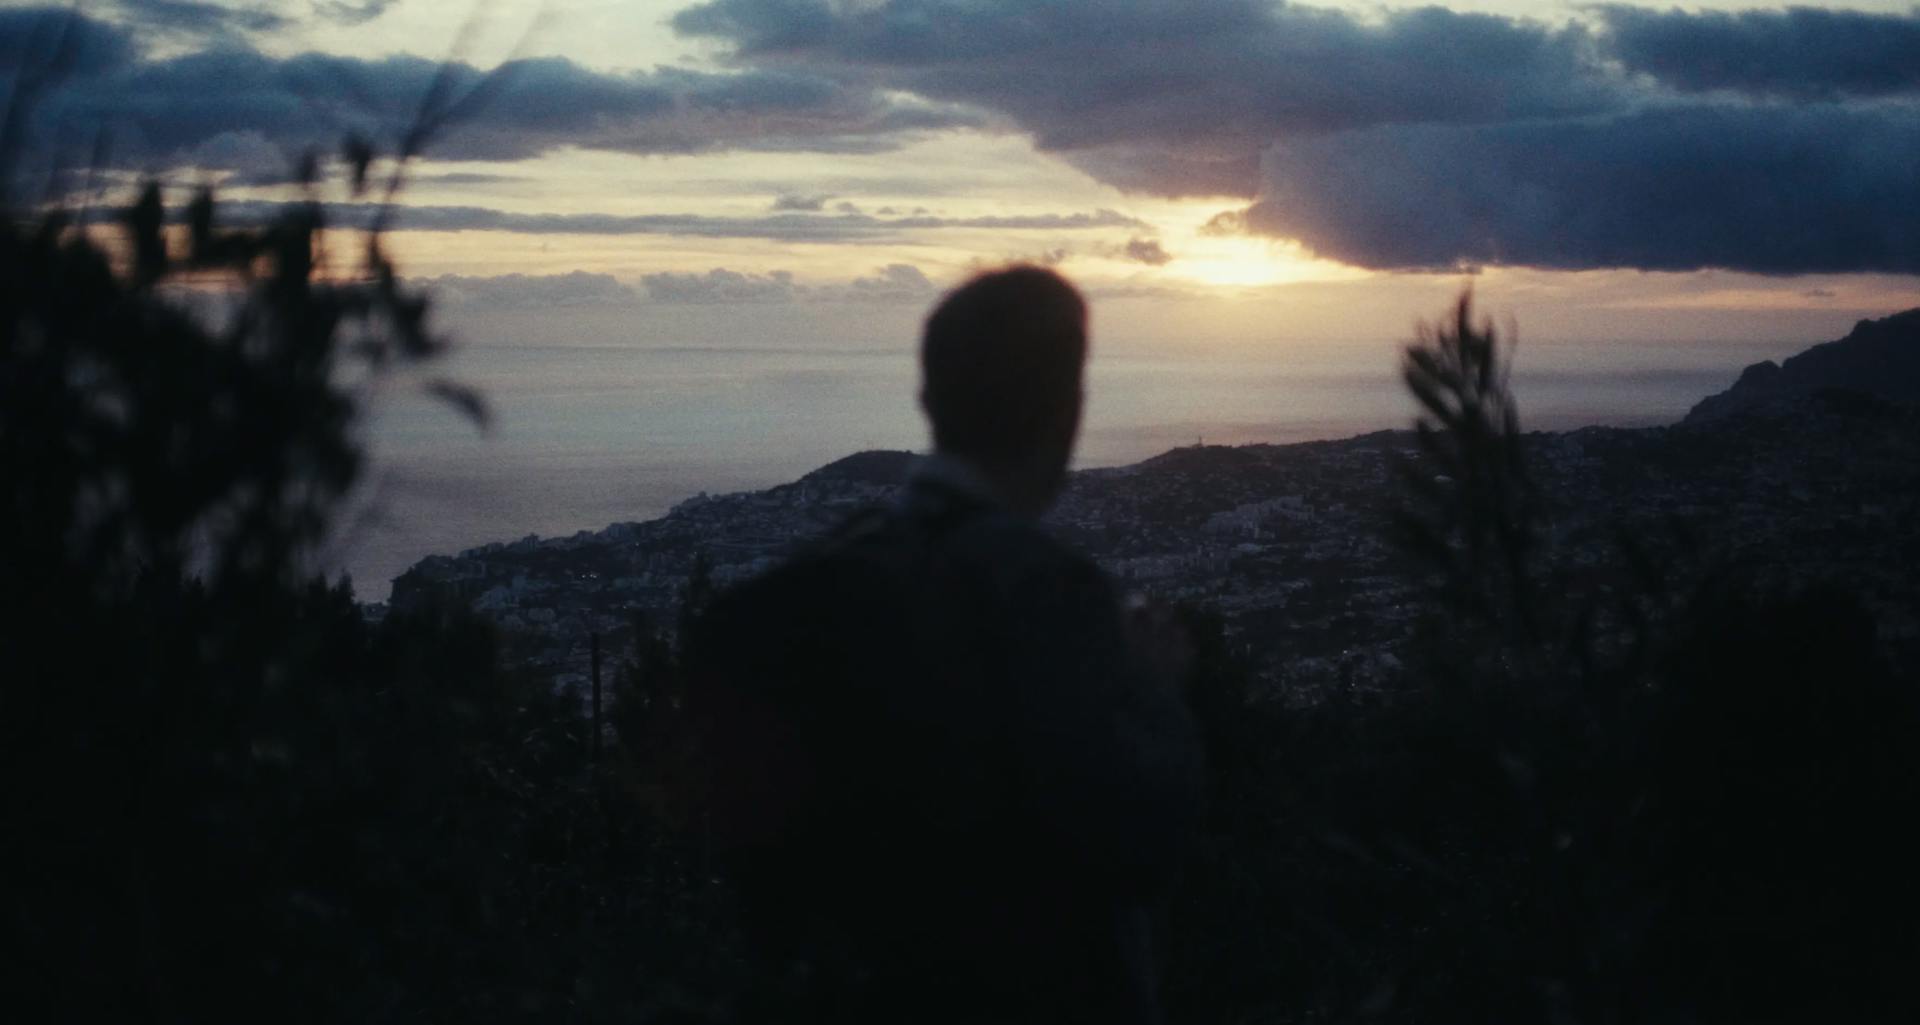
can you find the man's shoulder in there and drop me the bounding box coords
[696,506,913,632]
[938,511,1112,599]
[706,502,1109,628]
[805,500,1092,573]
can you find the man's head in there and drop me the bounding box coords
[920,266,1087,509]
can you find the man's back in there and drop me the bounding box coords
[689,468,1202,1024]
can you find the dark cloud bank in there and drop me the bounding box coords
[1594,4,1920,101]
[9,3,1920,275]
[198,200,1142,240]
[0,5,976,173]
[676,0,1920,274]
[1250,104,1920,274]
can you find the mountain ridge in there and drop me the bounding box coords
[1686,307,1920,422]
[385,307,1920,701]
[404,306,1920,581]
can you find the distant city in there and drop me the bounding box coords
[382,311,1920,707]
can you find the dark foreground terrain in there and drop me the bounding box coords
[383,380,1920,1024]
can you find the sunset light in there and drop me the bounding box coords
[1166,232,1367,290]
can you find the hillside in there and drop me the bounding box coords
[1686,307,1920,421]
[392,392,1920,704]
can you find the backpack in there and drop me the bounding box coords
[687,497,1194,1024]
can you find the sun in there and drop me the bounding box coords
[1169,233,1366,290]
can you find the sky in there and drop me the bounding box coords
[3,0,1919,349]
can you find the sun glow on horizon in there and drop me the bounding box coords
[1168,233,1370,290]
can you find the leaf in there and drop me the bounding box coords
[187,187,214,264]
[126,181,166,286]
[342,134,376,198]
[295,148,320,188]
[423,378,490,430]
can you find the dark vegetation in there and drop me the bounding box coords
[1,70,738,1018]
[6,67,1917,1025]
[1162,298,1920,1024]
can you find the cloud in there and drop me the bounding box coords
[1198,209,1248,237]
[1116,237,1172,266]
[968,248,1071,272]
[314,0,398,27]
[772,192,831,211]
[7,9,982,177]
[674,0,1617,197]
[6,1,372,58]
[642,264,936,303]
[905,208,1142,235]
[1595,5,1920,100]
[839,262,936,301]
[642,268,798,304]
[25,4,1916,278]
[0,8,140,76]
[424,271,639,307]
[423,265,942,306]
[180,129,294,184]
[409,171,524,186]
[672,0,1920,276]
[1241,105,1920,274]
[1059,147,1262,203]
[108,0,292,42]
[197,200,1145,240]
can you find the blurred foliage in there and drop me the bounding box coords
[1161,292,1920,1025]
[1394,291,1540,647]
[1,124,740,1018]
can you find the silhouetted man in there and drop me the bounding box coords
[689,266,1202,1025]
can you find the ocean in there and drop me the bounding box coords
[330,334,1808,600]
